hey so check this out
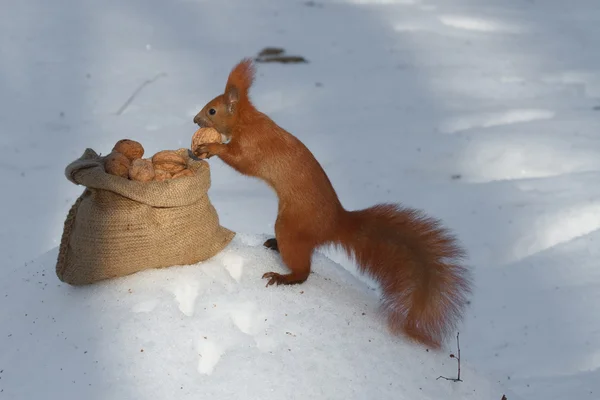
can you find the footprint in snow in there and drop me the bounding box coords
[196,338,223,376]
[220,253,245,283]
[228,301,269,336]
[227,301,278,352]
[170,278,200,317]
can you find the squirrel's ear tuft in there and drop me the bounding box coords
[225,58,255,98]
[225,87,239,113]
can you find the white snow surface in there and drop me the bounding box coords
[1,0,600,399]
[0,234,503,400]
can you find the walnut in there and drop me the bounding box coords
[112,139,144,161]
[154,169,172,182]
[104,152,131,178]
[191,127,222,158]
[172,169,194,179]
[151,150,187,174]
[128,159,155,182]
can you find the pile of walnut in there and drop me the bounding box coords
[103,128,223,182]
[104,140,194,182]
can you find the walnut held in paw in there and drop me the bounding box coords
[128,159,155,182]
[104,152,131,178]
[154,169,172,182]
[151,150,187,174]
[112,139,144,161]
[191,127,222,158]
[172,169,194,179]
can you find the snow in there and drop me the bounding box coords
[0,234,505,400]
[1,0,599,399]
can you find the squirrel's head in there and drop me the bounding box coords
[193,58,256,141]
[193,87,240,140]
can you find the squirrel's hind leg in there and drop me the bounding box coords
[261,238,313,287]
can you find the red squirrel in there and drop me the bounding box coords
[192,58,472,350]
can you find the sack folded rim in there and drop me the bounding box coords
[64,148,211,208]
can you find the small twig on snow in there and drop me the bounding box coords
[116,72,167,115]
[436,332,462,382]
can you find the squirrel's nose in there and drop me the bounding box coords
[193,114,202,126]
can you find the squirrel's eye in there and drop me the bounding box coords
[208,108,216,115]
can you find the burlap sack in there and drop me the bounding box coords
[56,148,235,285]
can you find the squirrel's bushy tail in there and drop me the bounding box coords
[336,203,472,349]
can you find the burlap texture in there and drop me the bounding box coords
[56,148,235,285]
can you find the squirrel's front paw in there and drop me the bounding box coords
[193,143,225,159]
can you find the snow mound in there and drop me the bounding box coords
[0,233,511,400]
